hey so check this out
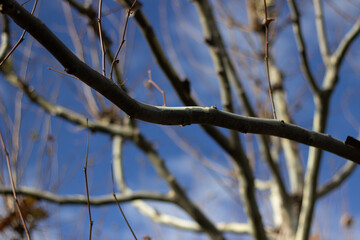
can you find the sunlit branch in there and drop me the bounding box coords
[111,126,224,239]
[193,4,250,222]
[97,0,106,76]
[1,0,360,165]
[296,15,360,240]
[133,200,252,234]
[133,131,224,239]
[262,0,277,119]
[0,186,174,205]
[268,60,303,193]
[0,15,10,60]
[313,0,330,64]
[296,95,328,240]
[62,1,85,60]
[0,65,134,137]
[194,1,288,215]
[316,162,357,199]
[331,17,360,73]
[286,0,320,94]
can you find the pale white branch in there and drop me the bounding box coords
[317,162,357,199]
[313,0,330,64]
[0,186,173,205]
[332,17,360,68]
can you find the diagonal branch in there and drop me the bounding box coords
[132,133,225,239]
[115,0,238,160]
[194,1,267,239]
[316,161,357,199]
[0,64,134,137]
[65,0,123,85]
[331,17,360,70]
[131,200,274,235]
[1,0,360,165]
[286,0,320,94]
[193,0,288,209]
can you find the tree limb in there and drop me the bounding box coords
[0,186,173,205]
[332,17,360,68]
[316,162,357,199]
[1,0,359,166]
[313,0,330,64]
[286,0,320,94]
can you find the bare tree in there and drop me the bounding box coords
[0,0,359,239]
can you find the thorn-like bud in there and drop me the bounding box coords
[262,18,275,26]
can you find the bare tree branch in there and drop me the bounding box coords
[286,0,320,94]
[0,0,359,165]
[313,0,330,64]
[0,186,174,205]
[194,0,287,204]
[0,14,10,60]
[0,64,134,137]
[316,162,357,199]
[0,0,359,239]
[112,126,224,239]
[66,0,123,85]
[0,132,31,239]
[331,17,360,76]
[132,200,258,235]
[295,7,360,240]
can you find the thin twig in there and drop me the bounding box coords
[113,193,138,240]
[84,119,93,240]
[262,0,277,119]
[0,32,25,66]
[0,131,31,240]
[146,70,167,106]
[98,0,106,76]
[111,138,138,240]
[48,67,79,79]
[0,0,38,66]
[110,0,138,80]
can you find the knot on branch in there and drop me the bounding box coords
[262,18,275,26]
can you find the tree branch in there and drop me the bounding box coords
[1,0,359,166]
[0,64,134,137]
[331,17,360,75]
[316,162,357,199]
[313,0,330,64]
[286,0,320,94]
[132,200,260,235]
[194,0,288,202]
[0,14,10,60]
[295,10,360,240]
[0,186,173,205]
